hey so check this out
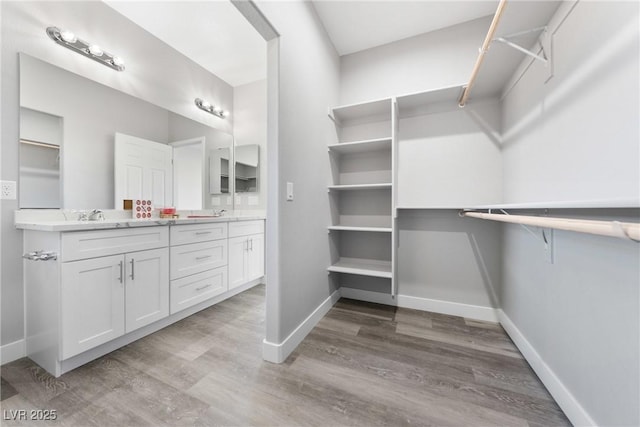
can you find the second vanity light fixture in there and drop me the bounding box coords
[46,27,125,71]
[195,98,229,119]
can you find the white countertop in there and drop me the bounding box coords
[15,210,266,232]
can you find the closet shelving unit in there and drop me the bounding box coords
[327,97,397,295]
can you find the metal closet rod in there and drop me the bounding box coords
[458,0,508,107]
[461,211,640,242]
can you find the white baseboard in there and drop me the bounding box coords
[339,287,499,322]
[339,287,396,305]
[1,339,25,365]
[262,289,341,363]
[498,309,596,427]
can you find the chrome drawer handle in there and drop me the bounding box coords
[196,284,212,291]
[22,250,58,261]
[130,259,135,280]
[195,255,212,260]
[195,231,212,235]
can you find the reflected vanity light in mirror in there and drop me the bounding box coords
[46,27,125,71]
[195,98,229,119]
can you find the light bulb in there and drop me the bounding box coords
[222,111,229,118]
[213,106,222,114]
[88,44,103,57]
[201,100,211,110]
[60,29,77,43]
[112,56,124,67]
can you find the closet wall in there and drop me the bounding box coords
[499,2,639,426]
[336,1,640,426]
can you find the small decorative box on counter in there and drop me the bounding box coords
[160,207,179,219]
[133,199,153,219]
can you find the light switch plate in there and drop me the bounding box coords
[286,182,294,201]
[0,180,17,200]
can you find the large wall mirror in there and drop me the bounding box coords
[19,53,234,211]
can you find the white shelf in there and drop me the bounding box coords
[328,137,392,154]
[329,183,392,191]
[328,258,392,279]
[328,225,392,233]
[396,84,465,118]
[331,98,392,124]
[472,198,640,209]
[397,198,640,210]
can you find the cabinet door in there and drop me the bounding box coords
[61,255,125,359]
[228,236,248,290]
[125,248,169,333]
[246,233,265,282]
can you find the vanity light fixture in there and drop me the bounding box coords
[46,27,125,71]
[195,98,228,119]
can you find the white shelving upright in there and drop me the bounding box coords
[328,98,396,295]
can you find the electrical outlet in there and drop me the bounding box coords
[0,180,17,200]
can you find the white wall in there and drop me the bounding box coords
[233,79,267,210]
[499,2,640,426]
[501,2,639,204]
[339,16,491,105]
[1,1,233,349]
[255,1,340,350]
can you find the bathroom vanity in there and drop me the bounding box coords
[16,214,265,377]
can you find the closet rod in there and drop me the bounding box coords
[458,0,508,107]
[462,211,640,242]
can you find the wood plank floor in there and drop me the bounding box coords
[0,285,570,426]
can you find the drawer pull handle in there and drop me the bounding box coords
[196,284,212,291]
[195,231,213,235]
[118,261,124,284]
[130,259,135,280]
[196,255,212,260]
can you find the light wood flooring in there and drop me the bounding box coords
[1,285,570,426]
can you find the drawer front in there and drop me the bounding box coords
[61,227,168,261]
[170,266,227,314]
[228,220,264,238]
[170,240,227,280]
[170,222,228,246]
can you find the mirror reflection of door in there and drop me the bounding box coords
[235,144,259,193]
[171,137,206,210]
[19,107,62,208]
[210,147,230,195]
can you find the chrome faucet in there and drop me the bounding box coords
[78,209,105,221]
[213,209,226,217]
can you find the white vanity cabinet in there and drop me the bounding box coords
[228,221,265,290]
[20,216,265,377]
[23,226,169,375]
[60,228,170,360]
[60,246,169,359]
[169,222,229,313]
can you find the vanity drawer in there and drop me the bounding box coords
[170,266,227,314]
[61,227,168,261]
[170,222,227,246]
[170,240,227,280]
[228,220,264,238]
